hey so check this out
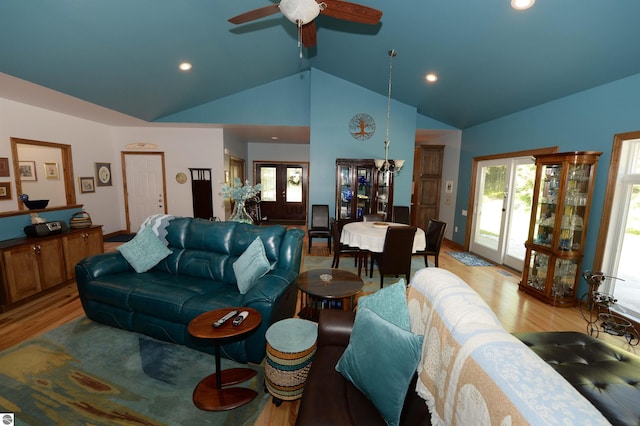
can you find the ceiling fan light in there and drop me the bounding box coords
[279,0,320,25]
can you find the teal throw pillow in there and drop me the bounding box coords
[357,279,410,330]
[233,236,270,294]
[117,226,172,273]
[335,307,423,426]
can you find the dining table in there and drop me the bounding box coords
[340,221,427,253]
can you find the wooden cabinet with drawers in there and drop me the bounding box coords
[0,226,103,311]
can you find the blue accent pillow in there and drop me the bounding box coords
[357,279,410,330]
[117,226,172,273]
[335,307,423,426]
[233,236,270,294]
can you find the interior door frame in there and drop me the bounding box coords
[121,151,167,232]
[464,147,558,251]
[254,161,309,223]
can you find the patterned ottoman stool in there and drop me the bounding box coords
[265,318,318,406]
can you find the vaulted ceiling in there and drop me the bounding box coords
[1,1,639,132]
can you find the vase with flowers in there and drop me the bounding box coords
[221,178,262,224]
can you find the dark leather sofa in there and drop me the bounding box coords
[295,309,431,426]
[515,331,640,426]
[75,218,305,364]
[297,311,640,425]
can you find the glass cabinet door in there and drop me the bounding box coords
[525,249,549,292]
[559,163,591,252]
[355,166,373,219]
[338,164,352,219]
[377,170,391,220]
[533,164,561,248]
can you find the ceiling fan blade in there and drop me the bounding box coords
[320,0,382,25]
[301,21,317,48]
[228,4,280,24]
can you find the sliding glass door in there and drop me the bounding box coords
[470,157,535,270]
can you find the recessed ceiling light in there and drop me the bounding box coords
[511,0,535,10]
[271,136,279,140]
[425,73,438,83]
[179,62,192,71]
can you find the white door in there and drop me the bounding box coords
[470,157,535,270]
[123,153,166,232]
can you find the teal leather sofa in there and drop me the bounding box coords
[75,218,305,364]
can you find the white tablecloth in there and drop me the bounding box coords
[340,221,426,253]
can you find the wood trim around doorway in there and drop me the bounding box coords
[463,146,559,250]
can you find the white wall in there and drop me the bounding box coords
[248,142,310,170]
[0,96,227,234]
[113,126,225,223]
[0,97,121,232]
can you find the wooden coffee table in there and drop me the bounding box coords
[295,268,364,321]
[188,307,262,411]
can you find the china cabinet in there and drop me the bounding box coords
[519,151,601,307]
[335,159,394,221]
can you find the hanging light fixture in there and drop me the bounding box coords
[375,49,405,174]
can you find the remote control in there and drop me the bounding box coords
[232,311,249,326]
[212,310,238,328]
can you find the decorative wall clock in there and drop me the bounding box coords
[176,172,187,184]
[349,113,375,141]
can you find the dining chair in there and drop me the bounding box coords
[362,213,385,222]
[415,219,447,267]
[331,219,361,270]
[370,226,417,288]
[392,206,410,224]
[308,204,332,254]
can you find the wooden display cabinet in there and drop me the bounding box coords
[0,226,103,311]
[335,158,394,221]
[519,151,601,307]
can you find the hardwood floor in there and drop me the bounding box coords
[1,237,637,425]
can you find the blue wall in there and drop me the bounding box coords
[455,73,640,296]
[158,72,311,125]
[0,207,83,241]
[308,69,418,217]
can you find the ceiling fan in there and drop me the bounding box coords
[228,0,382,48]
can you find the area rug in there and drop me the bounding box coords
[0,317,268,426]
[446,251,495,266]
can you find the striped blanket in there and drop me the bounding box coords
[138,214,176,245]
[407,268,610,425]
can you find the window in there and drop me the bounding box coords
[597,133,640,321]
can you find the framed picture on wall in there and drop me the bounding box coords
[44,162,59,179]
[19,161,37,181]
[0,182,11,200]
[0,158,10,177]
[79,176,95,193]
[95,162,112,186]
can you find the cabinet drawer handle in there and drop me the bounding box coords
[32,244,41,254]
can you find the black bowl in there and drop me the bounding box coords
[23,199,49,209]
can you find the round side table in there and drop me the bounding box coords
[188,307,261,411]
[265,318,318,406]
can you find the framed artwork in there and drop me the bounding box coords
[79,176,95,193]
[0,182,11,200]
[44,162,59,179]
[95,162,112,186]
[0,158,9,177]
[19,161,37,181]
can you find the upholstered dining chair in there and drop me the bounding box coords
[308,204,332,254]
[330,220,360,270]
[370,226,417,288]
[362,213,385,222]
[392,206,410,224]
[415,219,447,267]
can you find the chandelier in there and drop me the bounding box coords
[374,49,405,174]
